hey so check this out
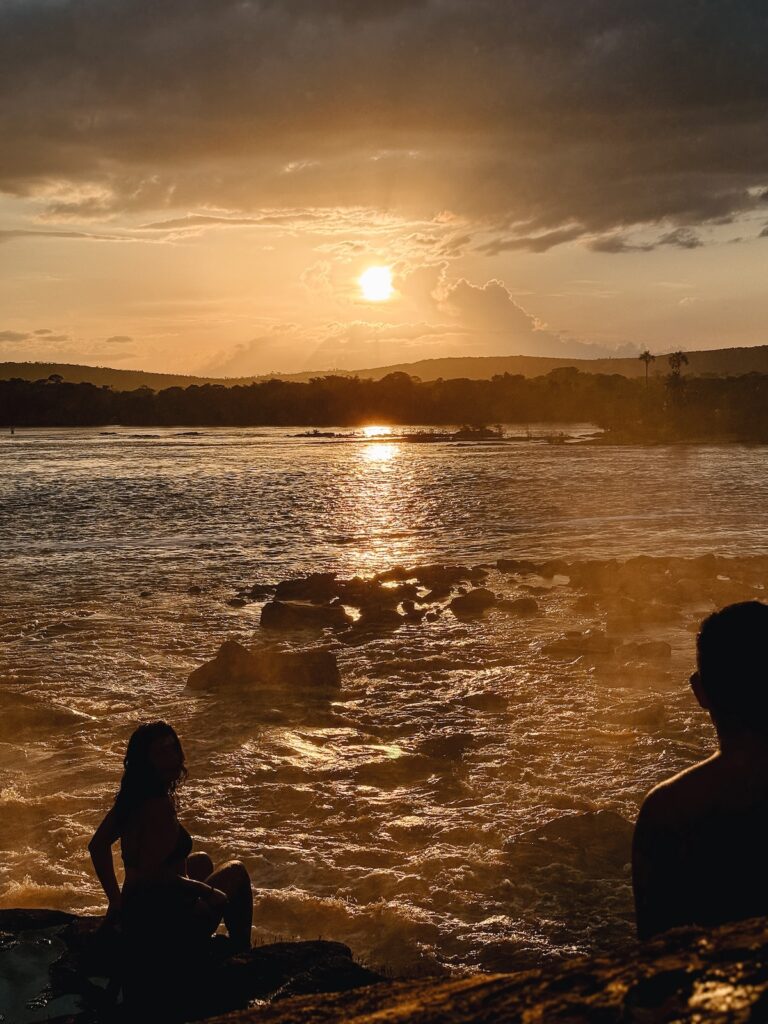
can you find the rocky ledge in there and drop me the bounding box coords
[0,909,383,1023]
[212,915,768,1023]
[5,911,768,1023]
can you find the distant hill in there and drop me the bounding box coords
[0,362,263,390]
[342,346,768,382]
[3,344,768,390]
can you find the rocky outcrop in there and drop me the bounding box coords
[7,909,768,1021]
[186,640,341,693]
[0,909,382,1023]
[210,914,768,1023]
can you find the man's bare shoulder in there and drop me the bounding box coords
[639,755,721,826]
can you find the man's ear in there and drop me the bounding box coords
[690,670,710,710]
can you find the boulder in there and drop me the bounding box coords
[353,606,405,631]
[186,640,340,692]
[274,573,339,603]
[449,588,497,618]
[407,563,477,591]
[336,577,418,609]
[496,597,540,616]
[496,557,539,574]
[261,600,352,631]
[244,583,276,600]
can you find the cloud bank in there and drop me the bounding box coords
[0,0,766,244]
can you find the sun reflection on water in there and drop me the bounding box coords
[362,425,392,438]
[362,442,399,463]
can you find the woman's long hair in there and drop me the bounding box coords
[113,721,187,823]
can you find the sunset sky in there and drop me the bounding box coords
[1,1,766,376]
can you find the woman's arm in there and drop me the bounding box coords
[88,805,123,915]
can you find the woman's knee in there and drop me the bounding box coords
[187,852,214,881]
[210,860,251,892]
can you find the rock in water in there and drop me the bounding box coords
[261,600,353,631]
[449,588,497,618]
[186,640,340,692]
[497,596,540,616]
[274,573,339,603]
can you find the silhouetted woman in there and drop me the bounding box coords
[89,721,253,951]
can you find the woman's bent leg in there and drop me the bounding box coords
[206,860,253,951]
[187,852,214,882]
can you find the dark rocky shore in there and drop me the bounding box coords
[0,909,383,1022]
[4,909,768,1023]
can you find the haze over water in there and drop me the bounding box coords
[2,427,767,973]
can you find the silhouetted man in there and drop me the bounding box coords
[633,601,768,940]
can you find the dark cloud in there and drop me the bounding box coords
[590,227,704,254]
[0,1,766,242]
[104,335,133,344]
[477,227,586,255]
[0,330,30,343]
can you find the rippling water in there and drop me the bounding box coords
[2,426,768,974]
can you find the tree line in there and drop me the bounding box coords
[2,365,768,441]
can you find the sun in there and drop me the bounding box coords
[359,265,393,302]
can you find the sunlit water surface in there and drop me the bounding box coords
[2,426,768,975]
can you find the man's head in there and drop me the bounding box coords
[693,601,768,730]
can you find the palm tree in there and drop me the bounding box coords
[668,350,689,379]
[638,350,655,385]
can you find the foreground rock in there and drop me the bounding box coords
[448,588,497,618]
[187,641,340,693]
[212,914,768,1023]
[0,909,382,1023]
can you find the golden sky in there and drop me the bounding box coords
[1,1,766,375]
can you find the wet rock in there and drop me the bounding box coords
[373,565,411,583]
[274,572,339,603]
[227,597,247,608]
[407,563,478,591]
[337,577,418,609]
[353,605,405,631]
[186,640,340,692]
[261,600,353,631]
[449,588,497,618]
[187,585,203,596]
[244,583,276,600]
[139,590,152,598]
[538,559,570,578]
[0,910,382,1023]
[401,600,425,622]
[496,596,540,616]
[496,558,539,574]
[213,914,768,1024]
